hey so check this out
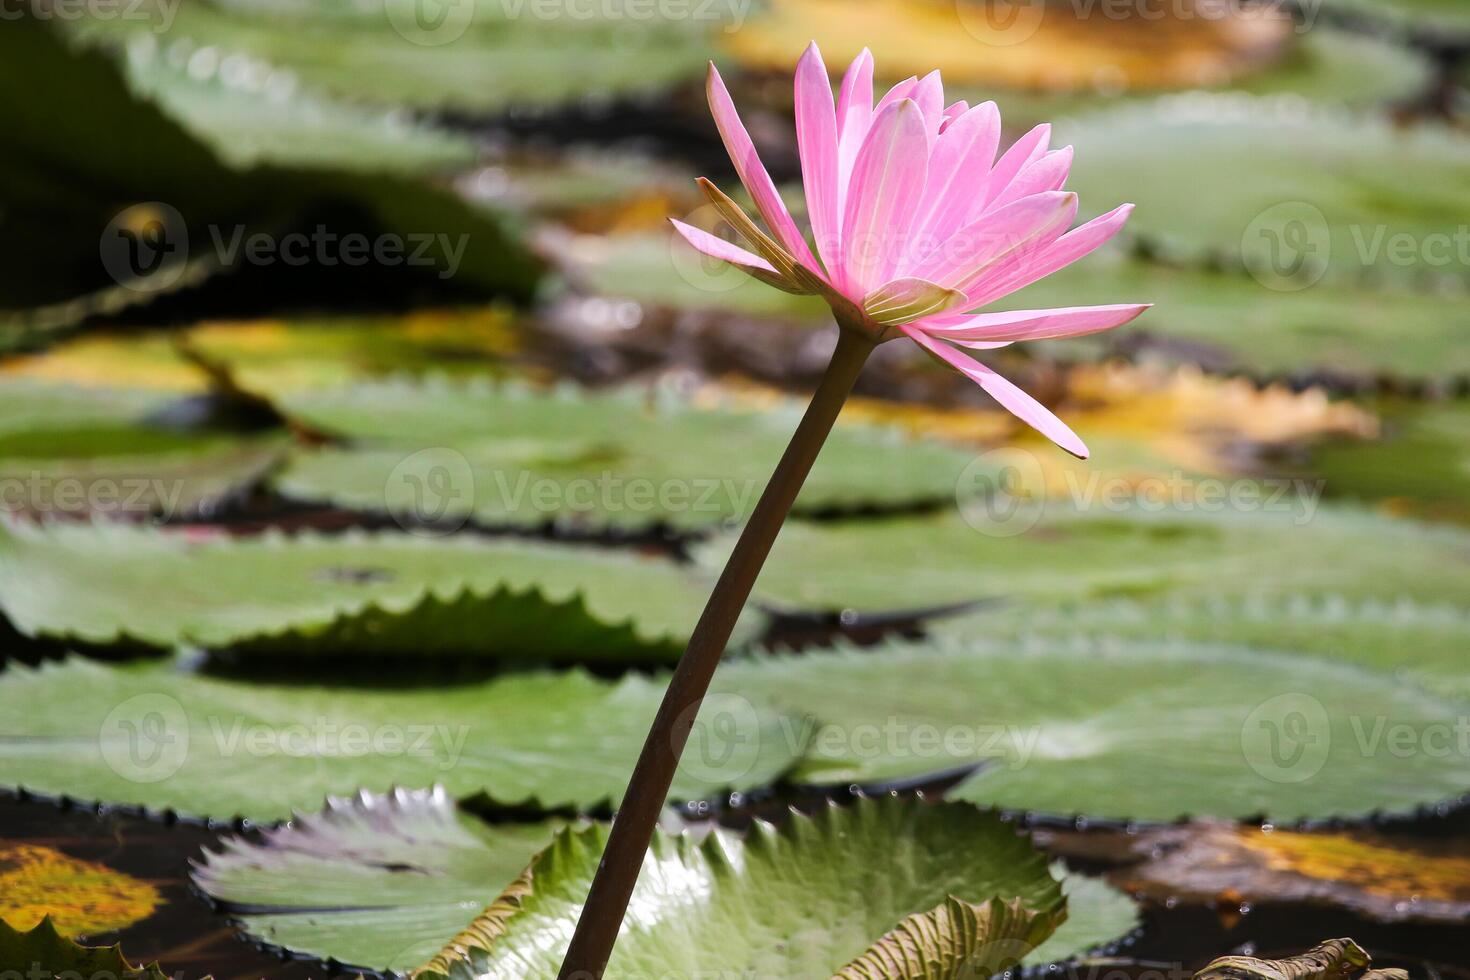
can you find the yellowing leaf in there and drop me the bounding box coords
[727,0,1291,94]
[0,844,161,937]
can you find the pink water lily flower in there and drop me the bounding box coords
[672,43,1150,459]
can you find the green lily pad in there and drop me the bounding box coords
[1326,0,1470,36]
[1313,399,1470,520]
[0,917,175,980]
[1058,100,1470,285]
[196,788,1139,975]
[719,636,1470,823]
[701,503,1470,615]
[934,595,1470,703]
[271,378,981,531]
[0,520,752,660]
[0,657,799,821]
[420,796,1120,979]
[59,0,720,115]
[1009,247,1470,381]
[0,380,286,517]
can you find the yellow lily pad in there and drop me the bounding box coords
[0,844,160,937]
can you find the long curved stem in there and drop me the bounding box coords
[556,328,876,979]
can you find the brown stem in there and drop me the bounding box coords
[556,328,877,979]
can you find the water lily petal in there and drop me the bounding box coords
[979,123,1051,213]
[836,48,875,208]
[795,42,842,277]
[904,101,1001,271]
[840,99,932,293]
[968,203,1135,308]
[911,69,945,129]
[707,63,821,274]
[696,178,825,294]
[862,277,968,325]
[986,146,1074,213]
[669,218,809,293]
[941,100,970,132]
[901,324,1089,458]
[911,191,1076,295]
[923,303,1152,343]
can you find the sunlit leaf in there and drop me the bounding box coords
[0,520,754,660]
[0,657,800,821]
[718,635,1470,822]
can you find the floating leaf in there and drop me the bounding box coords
[1195,939,1383,980]
[0,844,161,936]
[718,636,1470,822]
[1122,822,1470,924]
[60,0,720,115]
[0,520,753,660]
[0,917,174,980]
[1008,248,1470,382]
[1326,0,1470,37]
[701,504,1470,615]
[197,788,1137,975]
[0,657,800,821]
[419,797,1105,979]
[271,378,980,531]
[1313,399,1470,523]
[1057,99,1470,283]
[934,595,1470,703]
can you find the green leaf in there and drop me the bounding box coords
[933,595,1470,703]
[718,636,1470,823]
[196,789,1137,976]
[422,797,1100,979]
[1325,0,1470,36]
[271,378,980,531]
[1312,399,1470,520]
[58,0,721,114]
[0,657,800,821]
[831,896,1056,980]
[699,504,1470,614]
[0,520,754,660]
[1006,247,1470,381]
[0,917,175,980]
[1057,100,1470,284]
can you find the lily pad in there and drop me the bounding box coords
[1057,99,1470,284]
[59,0,720,115]
[1313,399,1470,522]
[419,796,1113,979]
[0,917,174,980]
[0,520,753,660]
[1326,0,1470,37]
[718,636,1470,822]
[933,595,1470,703]
[1009,247,1470,382]
[0,656,800,821]
[0,843,161,936]
[196,788,1139,975]
[700,504,1470,615]
[271,378,981,531]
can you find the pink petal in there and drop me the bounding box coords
[911,69,944,130]
[923,303,1152,343]
[873,76,918,118]
[901,324,1089,458]
[941,100,970,132]
[968,203,1134,308]
[911,190,1077,295]
[795,42,841,275]
[904,101,1001,271]
[840,98,932,294]
[836,48,875,208]
[707,63,820,274]
[979,123,1051,212]
[986,146,1073,213]
[670,218,780,275]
